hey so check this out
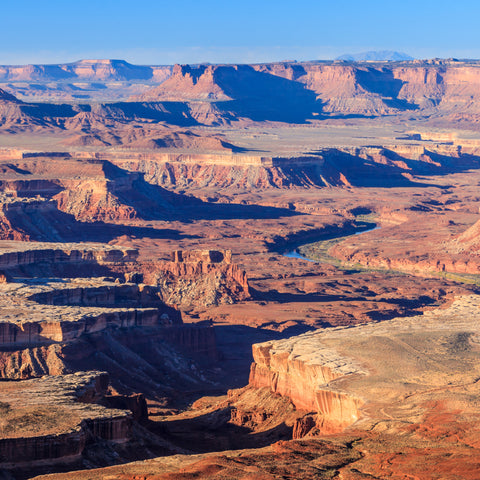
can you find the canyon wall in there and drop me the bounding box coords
[248,339,363,435]
[0,245,138,270]
[331,239,480,275]
[0,372,132,471]
[135,61,480,119]
[0,147,478,202]
[0,307,179,347]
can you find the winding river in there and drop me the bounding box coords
[283,222,380,263]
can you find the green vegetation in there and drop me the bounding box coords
[296,218,480,287]
[297,218,378,271]
[431,271,480,287]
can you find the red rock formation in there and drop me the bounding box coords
[292,415,316,439]
[258,61,480,116]
[0,244,138,271]
[129,61,480,125]
[0,372,132,472]
[111,153,328,189]
[139,250,250,307]
[0,307,178,348]
[171,249,232,264]
[104,393,149,424]
[248,341,363,434]
[133,64,231,101]
[452,218,480,254]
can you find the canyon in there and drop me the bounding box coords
[1,58,480,479]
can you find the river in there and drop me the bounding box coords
[283,223,379,263]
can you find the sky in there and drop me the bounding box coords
[2,0,480,65]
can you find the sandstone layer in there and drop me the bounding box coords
[0,243,224,400]
[134,60,480,126]
[139,249,250,307]
[248,295,480,438]
[0,371,131,471]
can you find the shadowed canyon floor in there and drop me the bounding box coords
[1,58,480,479]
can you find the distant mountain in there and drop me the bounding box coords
[0,59,172,82]
[336,51,414,62]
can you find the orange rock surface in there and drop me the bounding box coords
[2,57,480,479]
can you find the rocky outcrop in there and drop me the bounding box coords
[6,60,480,135]
[0,371,132,471]
[0,306,178,347]
[140,250,250,307]
[450,218,480,254]
[102,145,479,191]
[259,61,480,117]
[7,59,480,120]
[0,321,218,388]
[0,158,181,224]
[108,153,329,189]
[0,344,68,378]
[292,415,316,439]
[0,87,20,103]
[332,243,480,275]
[0,278,181,349]
[0,195,73,241]
[133,64,240,102]
[0,243,220,384]
[0,147,477,203]
[104,393,148,424]
[171,249,232,264]
[247,295,480,443]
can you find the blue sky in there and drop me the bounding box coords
[2,0,480,64]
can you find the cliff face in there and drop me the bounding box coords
[108,144,480,192]
[7,59,480,117]
[134,61,480,120]
[0,243,221,391]
[0,60,172,82]
[4,60,480,133]
[0,244,138,271]
[0,371,132,471]
[135,64,230,101]
[51,161,181,222]
[259,62,480,115]
[246,295,480,447]
[331,242,480,275]
[0,89,36,128]
[0,158,187,226]
[248,339,363,435]
[115,155,327,189]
